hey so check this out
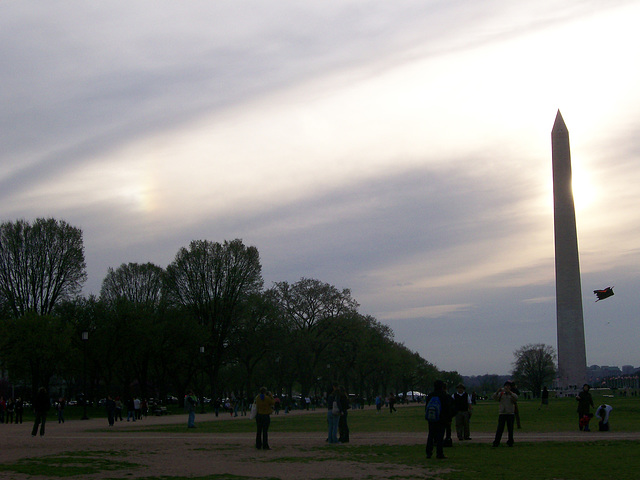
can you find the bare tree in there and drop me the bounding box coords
[512,343,557,397]
[0,218,86,317]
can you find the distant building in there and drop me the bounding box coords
[587,365,624,384]
[621,365,636,375]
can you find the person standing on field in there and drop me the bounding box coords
[452,383,472,441]
[425,380,453,459]
[576,384,594,431]
[254,387,275,450]
[185,391,198,428]
[31,387,50,437]
[492,381,518,447]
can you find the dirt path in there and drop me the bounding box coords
[2,412,638,480]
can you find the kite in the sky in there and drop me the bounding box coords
[593,287,614,302]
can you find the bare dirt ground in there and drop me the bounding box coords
[2,409,639,480]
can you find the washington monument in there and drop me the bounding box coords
[551,110,587,389]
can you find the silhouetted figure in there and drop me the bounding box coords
[31,387,51,437]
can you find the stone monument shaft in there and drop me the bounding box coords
[551,110,587,389]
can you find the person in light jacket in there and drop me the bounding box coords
[492,381,518,447]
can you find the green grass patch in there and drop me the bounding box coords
[0,450,139,477]
[131,392,640,434]
[15,392,638,480]
[103,477,281,480]
[262,441,640,480]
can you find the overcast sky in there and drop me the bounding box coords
[2,1,640,375]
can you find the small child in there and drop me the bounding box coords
[579,413,593,431]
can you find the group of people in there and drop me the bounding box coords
[237,384,352,450]
[576,383,613,432]
[424,381,476,458]
[0,396,25,424]
[20,379,619,454]
[424,380,616,459]
[424,380,527,458]
[104,396,149,426]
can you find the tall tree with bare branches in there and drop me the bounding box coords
[0,218,86,318]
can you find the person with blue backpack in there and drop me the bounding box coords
[425,380,453,459]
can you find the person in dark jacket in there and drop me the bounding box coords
[338,386,350,443]
[14,397,24,424]
[106,395,116,426]
[31,387,50,437]
[425,380,453,459]
[453,383,473,441]
[576,384,594,431]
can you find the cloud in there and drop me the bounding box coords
[2,0,640,375]
[378,304,473,321]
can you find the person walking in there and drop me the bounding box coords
[492,381,518,447]
[254,387,275,450]
[31,387,51,437]
[425,380,453,459]
[388,393,397,413]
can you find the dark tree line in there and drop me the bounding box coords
[0,218,460,403]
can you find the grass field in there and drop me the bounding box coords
[4,391,638,479]
[125,390,640,434]
[119,392,639,479]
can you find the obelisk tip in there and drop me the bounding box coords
[553,109,567,132]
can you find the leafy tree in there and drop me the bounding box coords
[150,307,205,404]
[268,278,359,395]
[225,292,285,398]
[512,343,557,397]
[0,313,73,397]
[351,315,395,398]
[100,262,165,307]
[100,262,167,399]
[165,239,263,395]
[414,358,440,397]
[56,296,115,400]
[0,218,87,317]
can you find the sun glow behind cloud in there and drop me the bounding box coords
[20,2,634,285]
[12,2,638,271]
[2,1,640,374]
